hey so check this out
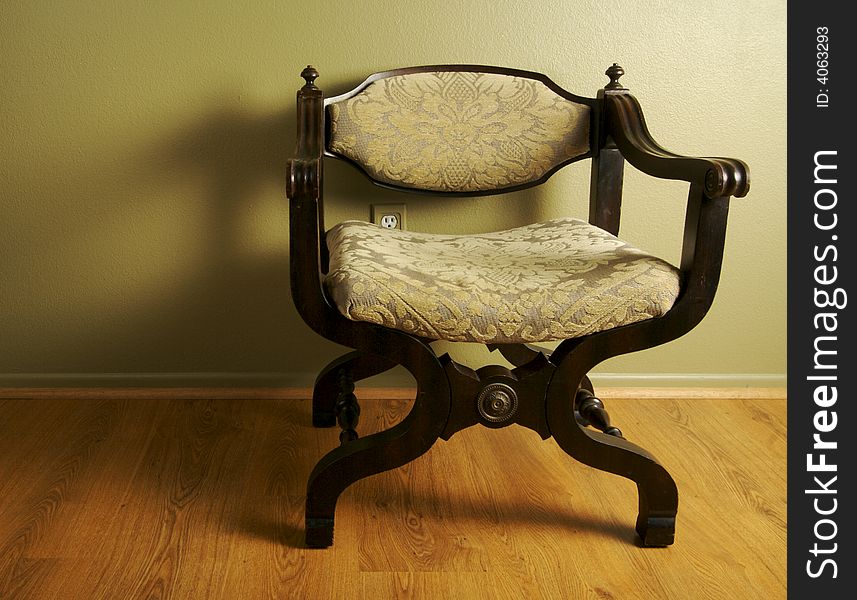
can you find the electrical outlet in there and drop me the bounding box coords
[371,204,406,230]
[380,214,399,229]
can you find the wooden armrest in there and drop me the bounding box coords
[287,66,325,202]
[287,157,321,200]
[605,93,749,199]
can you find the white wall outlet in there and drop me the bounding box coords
[380,213,399,229]
[371,204,406,230]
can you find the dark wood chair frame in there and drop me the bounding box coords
[286,63,749,548]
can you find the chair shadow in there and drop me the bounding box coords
[65,97,357,376]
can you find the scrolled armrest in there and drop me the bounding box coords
[286,157,321,199]
[286,157,321,200]
[604,93,749,199]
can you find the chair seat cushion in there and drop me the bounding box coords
[324,218,681,343]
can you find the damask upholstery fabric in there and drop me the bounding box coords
[324,218,681,344]
[328,71,590,193]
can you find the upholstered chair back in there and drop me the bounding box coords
[325,68,592,194]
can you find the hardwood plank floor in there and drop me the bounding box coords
[0,390,786,599]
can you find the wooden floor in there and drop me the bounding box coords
[0,389,786,599]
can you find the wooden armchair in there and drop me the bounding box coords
[286,64,749,548]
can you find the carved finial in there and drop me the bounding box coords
[605,63,627,91]
[301,65,319,88]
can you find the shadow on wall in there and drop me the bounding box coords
[113,101,347,378]
[1,96,348,380]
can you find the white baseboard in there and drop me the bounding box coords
[0,372,315,388]
[588,373,786,388]
[0,371,786,389]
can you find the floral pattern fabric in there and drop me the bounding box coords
[324,218,681,344]
[328,71,590,192]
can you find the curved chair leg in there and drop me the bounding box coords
[306,343,451,547]
[547,360,677,546]
[312,351,397,427]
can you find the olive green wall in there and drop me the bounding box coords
[1,1,786,387]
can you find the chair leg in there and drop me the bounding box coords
[312,351,396,427]
[547,367,677,546]
[306,346,450,548]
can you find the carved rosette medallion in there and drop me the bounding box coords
[477,383,519,423]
